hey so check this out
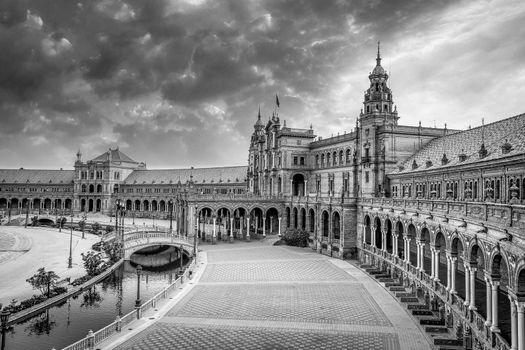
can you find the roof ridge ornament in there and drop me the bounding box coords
[376,41,381,66]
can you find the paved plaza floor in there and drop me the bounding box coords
[0,226,99,306]
[109,241,433,350]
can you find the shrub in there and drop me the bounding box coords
[91,222,101,234]
[26,268,60,298]
[282,229,310,247]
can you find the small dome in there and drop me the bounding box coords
[372,64,385,75]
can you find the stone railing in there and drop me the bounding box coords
[60,257,196,350]
[361,197,525,231]
[360,244,511,350]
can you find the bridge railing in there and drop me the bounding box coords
[61,257,197,350]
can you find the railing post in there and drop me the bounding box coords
[115,315,122,332]
[87,330,95,350]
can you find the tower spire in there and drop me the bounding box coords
[376,41,381,66]
[258,106,261,120]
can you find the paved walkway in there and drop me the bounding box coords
[106,241,432,350]
[0,226,99,306]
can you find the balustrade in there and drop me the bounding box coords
[360,244,511,350]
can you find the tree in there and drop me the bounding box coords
[31,216,39,227]
[81,251,105,276]
[105,225,114,234]
[91,222,101,234]
[77,219,85,231]
[26,268,60,298]
[103,241,122,263]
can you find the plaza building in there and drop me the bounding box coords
[1,45,524,349]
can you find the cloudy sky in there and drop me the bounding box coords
[0,0,524,169]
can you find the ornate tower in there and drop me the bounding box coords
[360,42,398,127]
[358,43,399,197]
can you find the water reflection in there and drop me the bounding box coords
[3,258,187,350]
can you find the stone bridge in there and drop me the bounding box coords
[121,229,196,260]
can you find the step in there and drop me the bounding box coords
[425,326,449,334]
[400,297,420,303]
[395,292,416,298]
[434,338,463,347]
[407,304,429,310]
[389,286,405,291]
[368,270,385,275]
[412,310,434,316]
[373,274,391,279]
[420,319,445,326]
[437,346,464,350]
[377,277,394,283]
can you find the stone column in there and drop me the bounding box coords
[469,266,477,310]
[405,238,410,263]
[371,227,376,247]
[429,246,436,279]
[246,217,250,241]
[262,217,266,237]
[446,254,452,291]
[420,243,425,274]
[416,241,421,270]
[304,180,308,196]
[212,216,216,244]
[464,264,471,307]
[451,256,457,293]
[278,217,282,237]
[484,275,492,326]
[229,217,234,242]
[393,234,398,257]
[434,249,440,282]
[362,225,366,244]
[510,297,518,350]
[491,280,500,332]
[518,303,525,350]
[239,216,243,238]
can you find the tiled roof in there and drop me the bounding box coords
[90,148,138,163]
[391,113,525,174]
[0,169,75,184]
[122,166,248,185]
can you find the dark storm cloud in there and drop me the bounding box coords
[0,0,524,169]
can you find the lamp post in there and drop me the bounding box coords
[135,265,142,319]
[1,308,10,350]
[179,244,184,274]
[81,212,86,239]
[194,205,198,258]
[68,210,73,268]
[24,200,29,229]
[168,200,173,234]
[7,198,11,225]
[115,199,120,241]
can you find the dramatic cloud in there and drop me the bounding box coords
[0,0,524,169]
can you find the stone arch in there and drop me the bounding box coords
[143,200,150,211]
[332,211,341,240]
[469,240,487,316]
[308,208,315,233]
[285,207,291,228]
[321,210,329,237]
[395,219,404,258]
[435,231,447,282]
[159,200,166,212]
[250,207,264,234]
[407,223,417,266]
[293,207,298,229]
[385,218,393,253]
[374,216,382,249]
[420,227,431,274]
[292,173,306,196]
[89,184,94,193]
[97,184,102,193]
[151,200,158,212]
[44,197,52,210]
[65,198,72,210]
[265,207,279,234]
[491,249,511,342]
[134,199,141,211]
[300,207,306,230]
[364,214,372,244]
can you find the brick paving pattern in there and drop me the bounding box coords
[200,259,354,282]
[168,284,391,326]
[115,323,400,350]
[113,241,431,350]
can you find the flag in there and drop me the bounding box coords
[276,94,280,108]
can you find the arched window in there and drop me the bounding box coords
[81,184,86,193]
[346,149,351,163]
[326,153,331,166]
[315,155,319,168]
[321,154,325,167]
[339,150,343,164]
[332,151,337,165]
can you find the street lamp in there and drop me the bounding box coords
[179,245,184,274]
[135,265,142,319]
[193,205,198,259]
[168,200,173,234]
[1,308,10,350]
[24,200,29,229]
[68,210,73,268]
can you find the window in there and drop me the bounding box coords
[365,172,369,183]
[293,156,298,165]
[317,180,321,192]
[343,179,348,192]
[300,157,305,165]
[90,172,94,180]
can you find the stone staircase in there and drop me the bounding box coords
[361,265,463,350]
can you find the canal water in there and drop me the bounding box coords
[1,259,188,350]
